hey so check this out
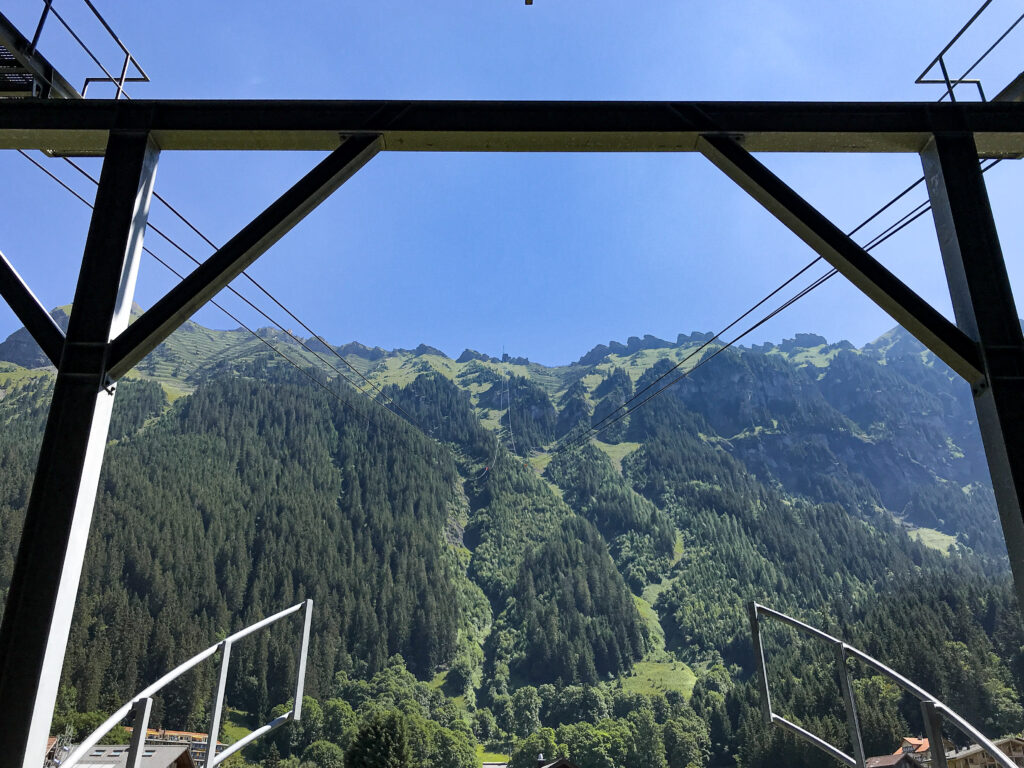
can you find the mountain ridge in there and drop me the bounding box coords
[0,310,1021,768]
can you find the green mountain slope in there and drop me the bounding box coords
[0,315,1020,768]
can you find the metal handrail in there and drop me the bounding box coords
[749,602,1016,768]
[60,600,313,768]
[914,0,1024,102]
[28,0,148,99]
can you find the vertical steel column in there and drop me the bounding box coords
[126,697,153,768]
[747,603,773,725]
[206,641,232,768]
[921,133,1024,607]
[834,644,866,768]
[293,599,314,720]
[0,130,159,768]
[921,701,950,768]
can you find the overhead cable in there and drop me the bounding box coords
[58,156,416,424]
[145,250,374,428]
[553,158,1002,454]
[143,169,406,415]
[17,149,419,433]
[552,267,836,455]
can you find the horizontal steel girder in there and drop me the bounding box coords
[0,100,1022,154]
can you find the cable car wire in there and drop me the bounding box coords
[58,156,419,426]
[553,157,1002,454]
[16,150,414,433]
[144,249,374,427]
[554,268,838,454]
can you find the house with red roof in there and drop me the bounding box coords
[894,736,955,764]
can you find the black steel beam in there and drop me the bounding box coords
[0,249,65,365]
[0,10,80,100]
[995,72,1024,104]
[106,134,380,379]
[0,129,158,768]
[697,133,983,382]
[0,99,1021,154]
[921,132,1024,606]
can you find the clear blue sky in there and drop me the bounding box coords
[1,1,1022,365]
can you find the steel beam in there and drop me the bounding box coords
[0,129,158,768]
[921,701,950,768]
[696,133,983,381]
[0,99,1021,154]
[747,603,773,725]
[0,248,65,365]
[106,134,380,379]
[0,10,80,100]
[126,698,153,768]
[206,641,231,768]
[834,645,866,768]
[921,132,1024,606]
[995,72,1024,104]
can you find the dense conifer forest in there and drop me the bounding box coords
[0,317,1020,768]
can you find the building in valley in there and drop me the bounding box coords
[945,737,1024,768]
[893,736,955,765]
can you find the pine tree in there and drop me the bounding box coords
[345,710,411,768]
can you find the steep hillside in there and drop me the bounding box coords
[2,307,998,552]
[0,314,1019,768]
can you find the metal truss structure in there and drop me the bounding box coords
[0,97,1022,767]
[0,3,148,102]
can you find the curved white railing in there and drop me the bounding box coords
[61,600,312,768]
[749,602,1015,768]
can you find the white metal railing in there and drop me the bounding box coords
[60,600,313,768]
[749,602,1015,768]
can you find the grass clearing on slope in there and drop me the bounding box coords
[478,744,511,763]
[530,452,554,474]
[767,344,842,368]
[430,670,448,689]
[0,365,53,387]
[641,575,678,608]
[592,440,641,474]
[672,531,684,563]
[428,670,468,714]
[621,661,696,700]
[908,526,956,554]
[160,382,192,403]
[633,595,667,658]
[477,409,504,434]
[628,579,697,698]
[221,707,254,744]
